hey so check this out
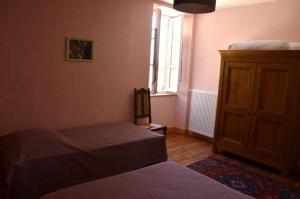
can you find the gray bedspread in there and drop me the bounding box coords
[42,161,253,199]
[0,122,167,199]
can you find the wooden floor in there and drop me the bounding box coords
[166,131,213,166]
[166,131,300,188]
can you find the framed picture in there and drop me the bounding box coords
[66,37,94,62]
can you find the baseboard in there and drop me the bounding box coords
[186,130,213,143]
[167,127,186,134]
[168,127,213,143]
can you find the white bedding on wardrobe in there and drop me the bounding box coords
[228,40,300,50]
[228,40,290,50]
[289,42,300,50]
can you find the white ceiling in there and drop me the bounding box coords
[158,0,279,9]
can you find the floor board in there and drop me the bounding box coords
[166,132,212,166]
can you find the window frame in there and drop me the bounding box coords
[149,8,183,95]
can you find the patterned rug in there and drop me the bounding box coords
[188,157,300,199]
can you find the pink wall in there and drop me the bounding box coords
[0,0,153,135]
[3,0,298,134]
[154,0,300,130]
[192,0,300,92]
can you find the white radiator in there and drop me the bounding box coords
[188,89,217,138]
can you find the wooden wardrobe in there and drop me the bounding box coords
[213,50,300,175]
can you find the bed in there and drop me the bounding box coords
[41,161,253,199]
[0,122,167,199]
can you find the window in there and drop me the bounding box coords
[149,6,183,94]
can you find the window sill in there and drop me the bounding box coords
[150,93,177,97]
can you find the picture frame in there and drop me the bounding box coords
[66,37,94,62]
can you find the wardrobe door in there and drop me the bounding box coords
[248,63,296,164]
[215,62,256,154]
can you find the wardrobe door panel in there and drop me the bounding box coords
[215,62,255,154]
[257,67,289,113]
[250,119,282,159]
[248,64,295,161]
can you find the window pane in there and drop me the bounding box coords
[149,7,182,94]
[157,15,169,92]
[150,39,154,65]
[149,9,159,93]
[157,15,182,93]
[149,65,154,90]
[169,17,182,92]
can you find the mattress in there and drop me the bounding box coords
[42,161,253,199]
[0,122,167,199]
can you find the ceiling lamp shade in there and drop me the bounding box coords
[173,0,216,14]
